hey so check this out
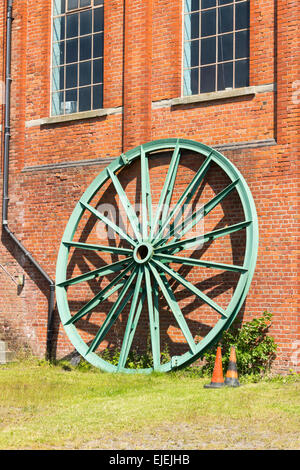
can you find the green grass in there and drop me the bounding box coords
[0,359,299,450]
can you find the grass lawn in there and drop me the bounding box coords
[0,359,299,450]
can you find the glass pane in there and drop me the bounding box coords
[80,35,92,60]
[217,62,233,90]
[218,6,233,34]
[80,61,91,86]
[53,17,65,42]
[52,66,64,92]
[68,0,78,11]
[218,33,233,62]
[185,0,200,12]
[235,1,250,30]
[53,41,65,66]
[80,0,91,7]
[93,33,104,58]
[184,41,199,68]
[191,68,199,94]
[201,0,216,9]
[52,91,64,115]
[66,13,78,38]
[235,30,249,59]
[66,38,78,63]
[80,10,92,35]
[93,84,103,109]
[93,58,103,83]
[66,63,78,88]
[65,89,78,114]
[94,0,104,5]
[200,65,215,93]
[201,9,216,37]
[235,59,249,88]
[53,0,66,16]
[94,6,104,32]
[79,86,91,111]
[219,0,232,5]
[201,36,216,65]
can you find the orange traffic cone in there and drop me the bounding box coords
[225,346,240,387]
[204,346,225,389]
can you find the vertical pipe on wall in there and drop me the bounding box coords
[2,0,55,360]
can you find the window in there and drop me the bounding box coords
[183,0,249,96]
[52,0,104,116]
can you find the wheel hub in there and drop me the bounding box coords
[133,242,154,264]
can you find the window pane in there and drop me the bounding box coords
[68,0,78,11]
[53,0,66,16]
[80,0,91,7]
[53,41,65,66]
[217,62,233,90]
[66,63,78,88]
[93,58,103,83]
[185,0,200,12]
[94,7,104,32]
[94,0,104,5]
[218,33,233,62]
[80,10,92,35]
[93,84,103,109]
[80,61,92,86]
[235,30,249,59]
[80,35,92,60]
[52,91,64,115]
[219,0,232,5]
[93,33,104,58]
[53,17,65,42]
[66,13,78,38]
[65,89,78,114]
[218,6,233,34]
[200,65,215,93]
[52,67,64,91]
[236,1,250,30]
[201,9,216,37]
[184,40,199,68]
[79,86,91,111]
[201,36,216,65]
[66,38,78,63]
[201,0,216,9]
[235,59,249,87]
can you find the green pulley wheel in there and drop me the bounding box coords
[55,138,258,373]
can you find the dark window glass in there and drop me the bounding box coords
[53,17,65,42]
[235,30,249,59]
[93,33,104,58]
[79,86,91,111]
[79,61,91,86]
[201,0,216,9]
[93,59,103,83]
[201,9,216,37]
[66,38,78,63]
[236,1,250,30]
[66,13,78,38]
[218,62,233,90]
[219,0,232,5]
[190,40,199,67]
[190,13,200,39]
[65,89,78,114]
[94,0,104,5]
[191,68,199,94]
[218,5,233,34]
[218,33,233,62]
[68,0,78,11]
[80,0,91,7]
[235,59,249,87]
[94,7,104,32]
[201,36,216,65]
[80,10,92,35]
[200,65,215,93]
[66,63,77,88]
[93,84,103,109]
[80,35,92,60]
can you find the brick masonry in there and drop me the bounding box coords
[0,0,299,372]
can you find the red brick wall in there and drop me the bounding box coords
[0,0,299,373]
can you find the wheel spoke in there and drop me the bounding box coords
[107,167,142,242]
[156,220,252,255]
[150,140,181,240]
[151,258,227,318]
[154,253,248,274]
[164,179,240,244]
[153,152,213,245]
[141,146,153,239]
[56,257,133,288]
[117,267,144,369]
[145,265,161,370]
[62,240,133,256]
[85,268,137,355]
[149,262,197,354]
[64,262,135,325]
[80,200,137,247]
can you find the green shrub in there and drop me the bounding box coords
[201,311,277,378]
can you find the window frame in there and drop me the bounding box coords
[182,0,250,97]
[51,0,104,117]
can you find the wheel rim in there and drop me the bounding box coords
[55,138,259,373]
